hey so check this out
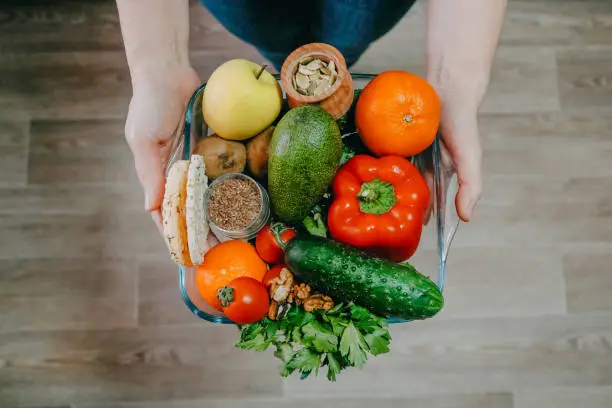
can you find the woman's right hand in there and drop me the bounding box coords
[124,65,201,235]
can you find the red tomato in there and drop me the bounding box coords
[217,277,269,324]
[255,223,296,264]
[262,264,286,289]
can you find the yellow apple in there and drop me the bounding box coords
[202,59,283,141]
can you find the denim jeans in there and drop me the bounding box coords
[199,0,417,70]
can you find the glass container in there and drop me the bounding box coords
[167,73,460,325]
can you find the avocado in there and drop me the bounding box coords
[268,105,343,223]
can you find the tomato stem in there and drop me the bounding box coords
[357,178,397,215]
[270,222,289,249]
[217,286,235,308]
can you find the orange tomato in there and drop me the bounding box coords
[355,70,440,157]
[195,240,267,311]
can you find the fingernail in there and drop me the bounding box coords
[145,194,151,211]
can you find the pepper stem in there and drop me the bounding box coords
[357,178,397,215]
[217,286,235,308]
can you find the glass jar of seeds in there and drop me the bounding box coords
[204,173,270,242]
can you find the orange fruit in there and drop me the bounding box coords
[355,70,440,157]
[196,240,268,311]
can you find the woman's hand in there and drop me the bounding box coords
[426,0,507,222]
[124,66,201,234]
[432,81,483,222]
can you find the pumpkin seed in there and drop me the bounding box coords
[292,56,339,97]
[305,59,323,71]
[298,65,317,76]
[295,72,310,90]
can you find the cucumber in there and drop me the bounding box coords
[284,235,444,320]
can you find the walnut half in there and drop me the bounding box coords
[303,294,334,312]
[288,283,311,305]
[269,268,294,302]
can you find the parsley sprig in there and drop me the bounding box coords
[235,303,391,381]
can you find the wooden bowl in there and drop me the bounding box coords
[280,42,354,120]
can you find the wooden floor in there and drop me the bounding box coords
[1,0,612,406]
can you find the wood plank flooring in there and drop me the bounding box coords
[1,0,612,407]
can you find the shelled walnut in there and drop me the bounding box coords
[304,294,335,312]
[269,268,294,303]
[288,283,311,305]
[266,267,335,318]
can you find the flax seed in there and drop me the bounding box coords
[207,178,261,231]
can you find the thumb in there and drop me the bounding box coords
[444,120,483,222]
[129,136,166,213]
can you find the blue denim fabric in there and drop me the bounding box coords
[199,0,417,70]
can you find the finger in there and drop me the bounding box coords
[151,209,164,237]
[451,134,482,222]
[127,136,167,213]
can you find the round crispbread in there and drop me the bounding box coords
[185,154,210,265]
[162,160,193,267]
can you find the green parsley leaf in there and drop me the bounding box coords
[235,333,268,351]
[286,307,315,327]
[325,302,345,315]
[264,318,281,340]
[323,314,348,337]
[302,321,338,353]
[274,343,295,363]
[353,318,382,333]
[364,333,391,356]
[325,352,343,382]
[341,144,356,165]
[291,325,303,343]
[371,326,392,340]
[284,348,321,377]
[300,370,313,380]
[349,304,372,320]
[239,321,264,342]
[339,322,369,368]
[303,212,327,238]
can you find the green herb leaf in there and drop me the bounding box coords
[353,319,380,333]
[339,322,368,367]
[303,213,327,238]
[364,333,391,356]
[239,321,264,342]
[350,304,372,320]
[302,321,338,353]
[286,306,315,327]
[274,343,295,363]
[341,144,356,165]
[326,303,345,315]
[325,352,343,382]
[264,319,281,340]
[284,348,321,377]
[291,325,303,343]
[235,333,269,351]
[371,326,392,340]
[323,314,348,337]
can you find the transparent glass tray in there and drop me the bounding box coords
[168,73,460,325]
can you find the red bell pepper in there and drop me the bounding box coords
[328,154,430,262]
